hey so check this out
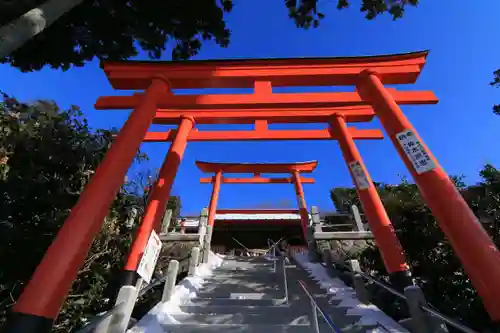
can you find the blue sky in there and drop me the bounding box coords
[1,1,500,215]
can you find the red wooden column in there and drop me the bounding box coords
[292,170,310,241]
[122,116,194,286]
[330,114,411,289]
[208,171,223,227]
[358,69,500,320]
[3,78,169,333]
[204,171,222,259]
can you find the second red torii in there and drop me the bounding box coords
[196,160,318,242]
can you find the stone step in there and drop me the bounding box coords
[194,292,277,300]
[177,305,292,315]
[213,267,275,274]
[206,274,282,285]
[197,286,283,299]
[222,256,274,262]
[187,297,285,307]
[220,259,274,264]
[206,273,280,280]
[169,312,312,325]
[159,323,314,333]
[217,263,274,269]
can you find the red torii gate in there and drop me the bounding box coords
[6,51,500,332]
[195,160,317,242]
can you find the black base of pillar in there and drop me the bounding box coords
[1,312,53,333]
[389,270,413,292]
[121,269,139,287]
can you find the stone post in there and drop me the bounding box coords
[322,250,338,278]
[351,205,365,232]
[94,285,138,333]
[188,247,200,277]
[404,285,448,333]
[198,208,209,262]
[160,209,173,234]
[203,224,214,263]
[308,206,321,262]
[161,260,179,302]
[350,260,370,304]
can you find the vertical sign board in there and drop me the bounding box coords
[349,161,370,190]
[396,129,436,175]
[137,230,162,284]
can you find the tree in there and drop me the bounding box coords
[0,0,233,71]
[0,0,421,72]
[285,0,419,29]
[330,168,500,331]
[490,70,500,115]
[330,187,361,212]
[0,93,181,332]
[0,0,84,59]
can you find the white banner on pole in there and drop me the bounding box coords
[349,161,370,190]
[137,230,162,284]
[396,129,436,174]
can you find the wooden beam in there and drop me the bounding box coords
[152,107,377,124]
[200,177,315,184]
[216,209,299,214]
[95,89,438,110]
[102,52,429,89]
[254,119,268,131]
[197,160,317,174]
[143,128,383,142]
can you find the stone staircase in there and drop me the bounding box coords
[148,254,399,332]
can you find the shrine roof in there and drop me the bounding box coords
[195,160,318,173]
[101,50,429,90]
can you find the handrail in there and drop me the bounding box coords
[419,305,478,333]
[298,280,342,333]
[264,237,284,257]
[282,255,289,303]
[332,258,479,333]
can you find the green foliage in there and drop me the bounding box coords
[0,93,180,332]
[330,167,500,331]
[0,0,233,71]
[1,0,422,72]
[490,69,500,115]
[284,0,419,28]
[330,187,361,212]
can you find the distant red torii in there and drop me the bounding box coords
[195,160,318,242]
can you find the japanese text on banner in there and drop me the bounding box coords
[137,230,162,283]
[349,161,370,190]
[396,129,436,174]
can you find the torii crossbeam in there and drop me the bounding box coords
[196,160,318,244]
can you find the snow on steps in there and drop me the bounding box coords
[293,250,409,332]
[128,251,224,333]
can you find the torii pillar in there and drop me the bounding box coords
[358,70,500,317]
[121,116,194,287]
[330,114,411,289]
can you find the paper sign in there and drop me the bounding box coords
[137,230,162,284]
[396,129,436,174]
[349,161,370,190]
